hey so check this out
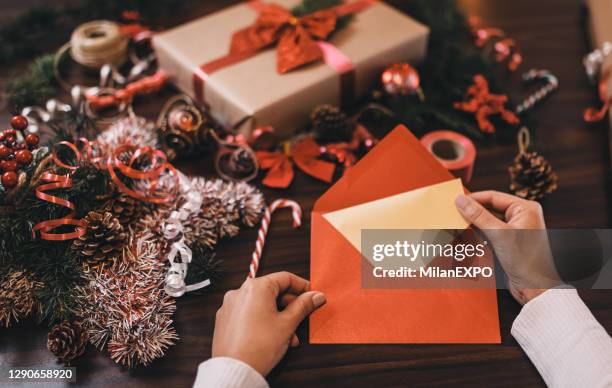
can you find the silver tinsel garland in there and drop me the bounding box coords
[69,115,265,367]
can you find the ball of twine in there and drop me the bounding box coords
[70,20,128,69]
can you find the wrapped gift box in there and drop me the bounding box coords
[153,0,429,137]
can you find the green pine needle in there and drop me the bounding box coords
[5,54,56,111]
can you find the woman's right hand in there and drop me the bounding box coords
[455,191,561,305]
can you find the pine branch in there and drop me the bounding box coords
[0,0,185,64]
[4,54,56,111]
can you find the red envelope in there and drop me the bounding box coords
[310,125,501,343]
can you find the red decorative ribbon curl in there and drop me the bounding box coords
[86,71,168,110]
[33,138,178,240]
[32,140,91,241]
[107,144,178,204]
[584,71,611,123]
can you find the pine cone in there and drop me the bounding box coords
[72,211,127,268]
[103,194,146,226]
[509,151,558,201]
[0,271,41,328]
[47,320,88,364]
[311,105,355,144]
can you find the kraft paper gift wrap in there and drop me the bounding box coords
[152,0,429,137]
[310,125,501,343]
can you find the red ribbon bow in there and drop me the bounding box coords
[256,137,335,188]
[231,0,372,74]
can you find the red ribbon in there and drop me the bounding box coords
[584,72,611,123]
[32,139,178,240]
[32,140,91,241]
[86,71,168,110]
[454,74,520,134]
[319,124,377,167]
[107,145,178,204]
[193,0,374,105]
[256,137,335,188]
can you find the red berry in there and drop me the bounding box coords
[0,133,5,142]
[25,133,39,147]
[10,115,28,131]
[0,145,11,158]
[4,129,16,137]
[5,135,16,145]
[2,160,17,172]
[1,171,17,188]
[15,150,32,165]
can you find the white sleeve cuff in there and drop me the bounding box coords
[193,357,269,388]
[511,288,612,388]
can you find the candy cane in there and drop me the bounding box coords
[248,199,302,278]
[515,69,559,115]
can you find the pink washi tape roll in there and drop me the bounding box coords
[420,130,476,183]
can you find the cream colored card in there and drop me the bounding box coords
[322,178,468,261]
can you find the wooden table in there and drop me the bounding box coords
[1,0,611,386]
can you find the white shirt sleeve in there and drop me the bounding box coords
[511,288,612,388]
[193,357,269,388]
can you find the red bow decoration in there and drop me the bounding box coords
[454,74,520,134]
[319,124,377,167]
[256,137,335,188]
[584,72,611,123]
[231,1,372,74]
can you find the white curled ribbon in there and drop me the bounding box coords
[163,174,210,297]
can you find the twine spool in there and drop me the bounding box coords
[70,20,128,69]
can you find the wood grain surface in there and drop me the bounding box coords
[1,0,611,387]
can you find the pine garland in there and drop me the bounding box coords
[0,113,265,367]
[0,0,184,64]
[4,54,56,111]
[364,0,520,141]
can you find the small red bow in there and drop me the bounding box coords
[231,1,371,73]
[256,137,335,188]
[454,74,520,133]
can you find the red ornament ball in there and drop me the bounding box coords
[25,133,39,147]
[10,115,28,131]
[1,160,17,172]
[1,171,17,188]
[381,63,421,96]
[0,145,11,158]
[15,149,33,165]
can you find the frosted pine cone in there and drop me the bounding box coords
[47,320,88,364]
[72,211,127,269]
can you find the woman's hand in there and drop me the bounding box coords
[456,191,561,304]
[212,272,326,376]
